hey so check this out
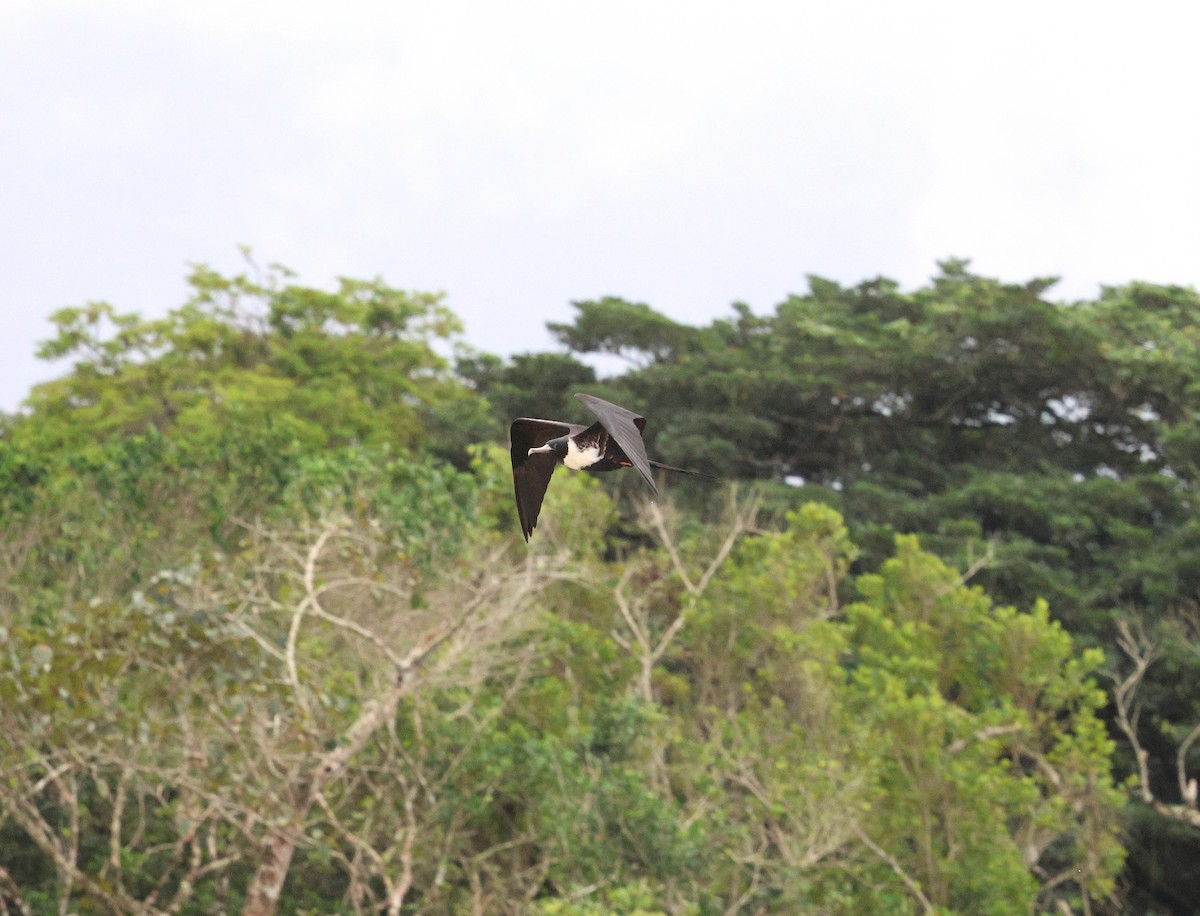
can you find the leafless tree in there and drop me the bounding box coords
[611,491,760,704]
[0,513,564,915]
[1110,617,1200,828]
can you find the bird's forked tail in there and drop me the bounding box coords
[649,460,720,481]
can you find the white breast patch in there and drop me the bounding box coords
[563,438,602,470]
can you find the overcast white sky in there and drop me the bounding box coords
[2,1,1197,412]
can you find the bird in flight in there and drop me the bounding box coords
[509,393,716,540]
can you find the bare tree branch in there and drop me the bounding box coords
[615,491,759,705]
[241,622,448,916]
[936,539,997,597]
[1110,619,1200,828]
[1,780,156,916]
[285,525,338,716]
[855,826,935,915]
[946,724,1024,755]
[1111,619,1159,805]
[0,864,31,916]
[1178,723,1200,809]
[385,787,418,916]
[644,489,759,599]
[240,533,549,916]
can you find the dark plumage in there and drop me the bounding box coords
[509,393,715,540]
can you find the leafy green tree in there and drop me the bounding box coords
[547,297,694,369]
[0,446,541,914]
[847,537,1124,912]
[4,255,1187,912]
[7,258,485,502]
[560,500,1125,912]
[0,259,495,622]
[536,265,1200,910]
[0,432,1125,914]
[457,351,597,431]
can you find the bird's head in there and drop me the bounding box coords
[528,436,568,459]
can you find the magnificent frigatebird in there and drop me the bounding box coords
[509,393,715,540]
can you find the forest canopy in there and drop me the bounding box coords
[1,258,1198,914]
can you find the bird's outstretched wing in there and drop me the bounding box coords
[509,418,580,540]
[574,393,658,497]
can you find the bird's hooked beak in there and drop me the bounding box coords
[528,437,566,457]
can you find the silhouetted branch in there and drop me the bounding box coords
[1110,619,1200,828]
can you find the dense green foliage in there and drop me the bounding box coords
[1,258,1197,913]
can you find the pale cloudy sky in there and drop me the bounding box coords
[2,1,1197,411]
